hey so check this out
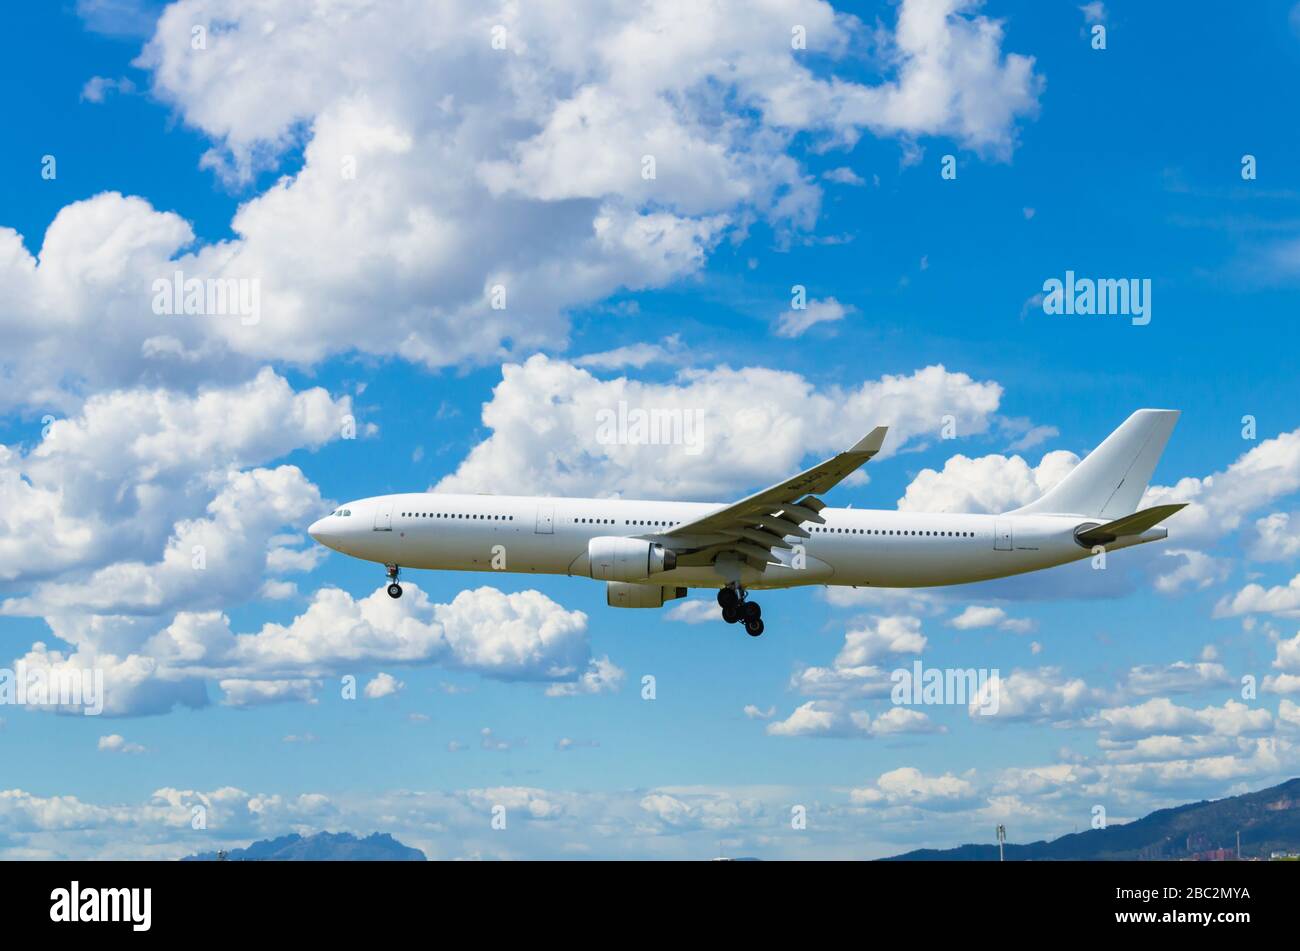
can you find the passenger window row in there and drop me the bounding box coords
[810,527,975,537]
[401,512,514,521]
[571,518,682,527]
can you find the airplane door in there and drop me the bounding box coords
[535,504,554,534]
[993,519,1012,551]
[373,499,393,531]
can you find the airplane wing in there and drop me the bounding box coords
[659,427,889,571]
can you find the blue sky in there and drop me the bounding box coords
[1,0,1299,859]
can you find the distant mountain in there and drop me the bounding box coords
[183,831,426,861]
[883,778,1300,861]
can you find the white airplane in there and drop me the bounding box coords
[308,409,1184,637]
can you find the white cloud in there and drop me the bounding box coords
[1215,574,1300,619]
[868,706,945,736]
[1270,632,1300,675]
[1121,659,1233,697]
[575,336,684,370]
[97,734,147,754]
[2,0,1043,412]
[836,616,927,665]
[81,76,136,102]
[1280,699,1300,729]
[850,767,979,810]
[220,679,320,708]
[364,672,404,699]
[949,605,1034,633]
[971,667,1105,723]
[2,465,324,618]
[1249,511,1300,561]
[898,449,1079,513]
[775,297,854,338]
[1142,428,1300,543]
[436,356,1004,499]
[1153,549,1229,595]
[823,167,865,186]
[767,700,871,738]
[544,656,625,697]
[1093,698,1273,743]
[665,600,720,625]
[1079,2,1107,25]
[0,369,351,584]
[765,701,942,738]
[788,616,927,700]
[10,584,606,717]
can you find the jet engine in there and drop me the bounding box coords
[606,582,688,608]
[587,536,677,582]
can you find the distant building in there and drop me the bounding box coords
[1191,848,1235,861]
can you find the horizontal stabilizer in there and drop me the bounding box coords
[1075,503,1187,547]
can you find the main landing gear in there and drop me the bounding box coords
[385,564,403,599]
[718,585,764,637]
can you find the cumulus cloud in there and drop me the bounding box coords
[949,605,1034,633]
[766,701,938,739]
[970,667,1106,724]
[850,767,979,810]
[10,584,607,717]
[1120,659,1233,697]
[436,356,1004,499]
[1249,511,1300,561]
[788,616,927,699]
[665,600,721,625]
[0,369,351,585]
[0,0,1043,410]
[364,672,404,699]
[898,449,1079,513]
[98,734,147,754]
[1142,428,1300,543]
[1153,549,1229,595]
[1092,698,1273,743]
[1215,573,1300,619]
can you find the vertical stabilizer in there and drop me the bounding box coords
[1008,409,1180,518]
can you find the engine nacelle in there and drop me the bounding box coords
[587,536,677,582]
[606,582,688,609]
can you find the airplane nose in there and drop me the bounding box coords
[308,518,328,543]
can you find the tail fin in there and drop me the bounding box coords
[1008,409,1180,518]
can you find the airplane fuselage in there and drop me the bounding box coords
[309,492,1166,591]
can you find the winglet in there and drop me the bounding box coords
[850,426,889,455]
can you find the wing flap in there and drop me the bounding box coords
[660,427,888,573]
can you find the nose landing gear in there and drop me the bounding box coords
[717,584,764,636]
[385,564,402,599]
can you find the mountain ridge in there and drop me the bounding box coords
[882,777,1300,861]
[182,831,426,861]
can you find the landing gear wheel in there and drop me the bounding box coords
[744,618,765,637]
[722,603,743,624]
[717,587,740,610]
[387,583,403,599]
[743,601,761,622]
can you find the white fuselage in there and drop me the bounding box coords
[308,493,1166,590]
